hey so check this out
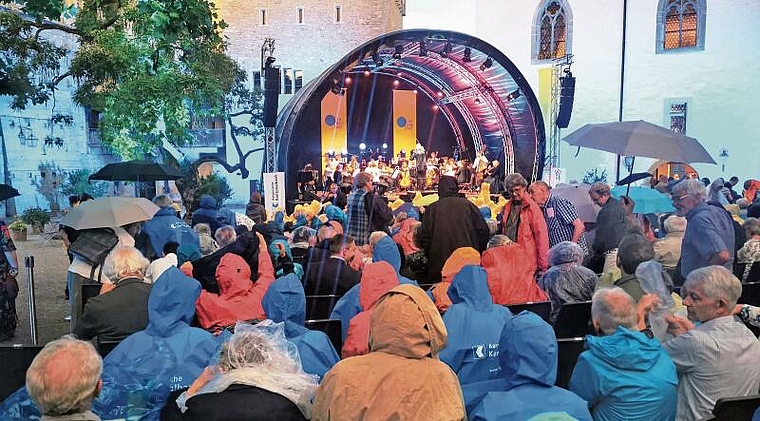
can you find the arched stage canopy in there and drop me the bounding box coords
[276,29,545,196]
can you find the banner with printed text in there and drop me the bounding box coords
[321,91,348,174]
[393,89,417,158]
[263,172,286,218]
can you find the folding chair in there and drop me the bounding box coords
[305,319,343,353]
[37,219,61,247]
[0,345,44,401]
[305,294,341,320]
[739,282,760,307]
[710,394,760,420]
[553,301,593,338]
[506,301,552,323]
[555,337,586,390]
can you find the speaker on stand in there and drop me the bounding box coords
[556,72,575,129]
[264,61,281,127]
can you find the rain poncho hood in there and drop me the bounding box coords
[440,266,513,409]
[431,247,481,311]
[372,235,416,284]
[481,243,548,305]
[569,327,677,421]
[312,284,466,420]
[199,195,218,209]
[393,218,421,255]
[261,274,340,379]
[439,175,460,198]
[142,206,200,258]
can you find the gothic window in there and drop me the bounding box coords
[532,0,572,62]
[657,0,706,53]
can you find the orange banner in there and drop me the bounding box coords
[320,91,347,174]
[393,90,417,158]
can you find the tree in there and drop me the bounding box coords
[582,168,608,185]
[1,0,241,159]
[31,161,64,210]
[61,168,109,198]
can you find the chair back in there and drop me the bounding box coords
[711,394,760,420]
[81,284,102,310]
[305,294,341,320]
[739,282,760,307]
[0,345,44,401]
[555,337,586,390]
[506,301,552,323]
[305,319,343,353]
[97,339,122,358]
[417,283,436,291]
[553,301,593,338]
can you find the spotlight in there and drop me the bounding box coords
[419,41,427,57]
[505,89,521,102]
[437,91,444,98]
[382,143,388,149]
[393,44,404,59]
[432,105,439,111]
[441,42,452,58]
[480,57,493,71]
[359,142,367,151]
[474,97,481,104]
[412,89,418,94]
[463,47,472,62]
[344,76,352,83]
[393,80,400,86]
[364,70,371,76]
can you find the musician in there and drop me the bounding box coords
[398,160,412,191]
[443,157,456,177]
[484,160,502,193]
[456,160,474,188]
[413,143,427,190]
[300,179,320,202]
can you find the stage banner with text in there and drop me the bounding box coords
[263,172,286,217]
[321,91,348,174]
[393,90,417,158]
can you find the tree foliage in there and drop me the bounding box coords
[174,159,232,213]
[582,168,608,185]
[60,168,109,197]
[31,160,65,209]
[1,0,241,159]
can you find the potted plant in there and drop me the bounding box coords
[21,207,51,234]
[8,220,27,242]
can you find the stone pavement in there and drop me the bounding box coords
[1,234,70,346]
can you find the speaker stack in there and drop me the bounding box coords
[556,73,576,129]
[264,64,281,127]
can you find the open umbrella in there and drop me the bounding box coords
[551,183,598,223]
[616,172,653,187]
[0,184,20,202]
[60,197,160,230]
[89,160,183,183]
[563,120,716,164]
[611,186,674,214]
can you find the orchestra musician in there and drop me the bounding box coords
[413,142,427,191]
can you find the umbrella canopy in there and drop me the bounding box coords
[616,172,653,186]
[551,183,598,223]
[89,160,183,183]
[611,186,674,214]
[60,197,160,230]
[563,120,716,164]
[0,184,20,202]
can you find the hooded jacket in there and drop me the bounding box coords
[570,327,677,421]
[469,312,592,421]
[439,265,513,409]
[500,196,550,273]
[418,175,490,281]
[482,243,549,305]
[341,261,400,358]
[330,236,417,340]
[196,253,276,329]
[312,285,466,421]
[430,247,482,312]
[142,206,200,258]
[262,274,339,379]
[192,195,221,234]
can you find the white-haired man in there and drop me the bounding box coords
[672,179,734,279]
[26,337,103,420]
[661,266,760,420]
[570,287,677,420]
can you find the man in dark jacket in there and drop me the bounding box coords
[141,195,199,260]
[246,192,267,225]
[303,234,360,296]
[418,175,490,282]
[192,195,221,234]
[589,182,635,273]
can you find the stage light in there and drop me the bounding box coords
[364,70,371,76]
[463,47,472,62]
[474,97,481,104]
[441,42,452,58]
[505,89,521,102]
[393,44,404,59]
[382,143,388,149]
[413,89,418,94]
[419,41,427,57]
[359,142,366,151]
[393,80,400,86]
[432,105,439,111]
[344,76,352,83]
[437,91,444,98]
[480,57,493,71]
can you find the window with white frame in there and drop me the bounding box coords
[532,0,572,62]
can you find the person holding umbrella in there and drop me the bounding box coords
[588,182,636,274]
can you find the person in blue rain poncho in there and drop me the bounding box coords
[262,273,339,379]
[469,311,592,421]
[329,235,417,340]
[439,265,513,411]
[0,267,220,420]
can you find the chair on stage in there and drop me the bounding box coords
[553,301,593,339]
[506,301,552,323]
[305,294,341,321]
[555,337,586,390]
[0,345,44,401]
[709,394,760,421]
[305,319,343,354]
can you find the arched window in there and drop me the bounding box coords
[532,0,573,62]
[657,0,706,53]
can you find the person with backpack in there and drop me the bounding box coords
[140,195,199,261]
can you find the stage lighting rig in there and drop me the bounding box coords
[441,42,452,58]
[463,47,472,62]
[505,89,521,102]
[419,41,427,57]
[480,57,493,71]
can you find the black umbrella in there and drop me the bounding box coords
[89,160,183,183]
[0,183,21,202]
[616,172,653,186]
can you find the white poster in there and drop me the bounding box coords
[263,172,287,217]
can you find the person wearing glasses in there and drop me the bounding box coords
[671,179,735,279]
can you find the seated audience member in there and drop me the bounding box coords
[192,195,222,234]
[193,223,219,257]
[262,274,339,379]
[303,234,360,297]
[141,195,199,261]
[144,241,179,283]
[161,323,317,421]
[341,261,400,358]
[569,288,677,421]
[196,253,276,330]
[439,266,513,411]
[430,247,482,312]
[26,337,103,421]
[469,312,592,421]
[481,235,548,306]
[302,222,341,272]
[597,233,657,302]
[214,225,237,248]
[737,217,760,282]
[177,243,201,277]
[658,266,760,420]
[539,241,598,323]
[192,231,271,294]
[312,285,465,420]
[653,215,686,270]
[74,246,151,342]
[290,226,317,267]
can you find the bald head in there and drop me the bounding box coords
[591,287,638,335]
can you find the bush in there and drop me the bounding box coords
[21,207,51,230]
[8,220,27,232]
[61,169,109,198]
[193,173,233,210]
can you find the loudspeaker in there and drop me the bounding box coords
[264,66,281,127]
[556,74,575,129]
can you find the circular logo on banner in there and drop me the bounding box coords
[397,116,407,128]
[325,115,336,126]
